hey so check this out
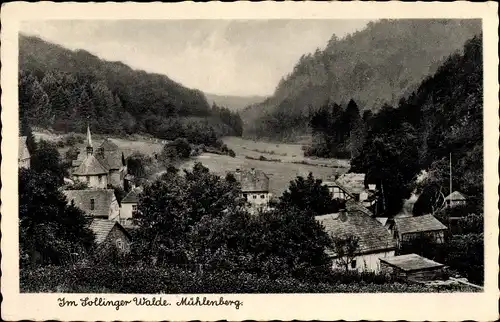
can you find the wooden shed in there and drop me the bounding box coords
[392,215,447,248]
[379,254,446,281]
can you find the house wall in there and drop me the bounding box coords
[244,192,271,206]
[103,225,131,254]
[120,202,136,220]
[74,174,108,189]
[398,230,446,248]
[332,250,396,273]
[108,198,120,221]
[108,170,123,188]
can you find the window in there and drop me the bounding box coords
[98,175,102,184]
[260,194,265,199]
[86,176,90,182]
[132,204,137,211]
[351,259,357,269]
[253,195,257,199]
[116,239,124,251]
[90,198,95,210]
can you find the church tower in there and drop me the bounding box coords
[86,124,94,156]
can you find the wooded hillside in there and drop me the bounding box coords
[19,35,242,144]
[242,19,481,140]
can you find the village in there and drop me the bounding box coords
[18,125,480,290]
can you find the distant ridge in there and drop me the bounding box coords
[241,19,481,140]
[204,92,267,112]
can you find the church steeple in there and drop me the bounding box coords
[86,124,93,156]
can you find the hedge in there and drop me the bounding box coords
[20,265,478,293]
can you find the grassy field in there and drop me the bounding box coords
[34,131,349,196]
[180,137,349,196]
[34,131,164,158]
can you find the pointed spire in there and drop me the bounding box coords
[86,123,93,156]
[87,124,93,148]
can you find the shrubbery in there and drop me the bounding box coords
[20,263,475,294]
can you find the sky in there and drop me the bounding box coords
[20,20,370,96]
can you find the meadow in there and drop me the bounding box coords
[34,131,349,196]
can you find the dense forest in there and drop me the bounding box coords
[346,35,483,216]
[242,19,481,140]
[19,35,242,146]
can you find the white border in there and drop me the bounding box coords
[1,2,498,321]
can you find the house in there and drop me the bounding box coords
[63,189,120,220]
[392,215,447,248]
[315,207,396,273]
[89,218,131,254]
[71,126,129,189]
[444,191,467,208]
[231,168,272,212]
[95,138,128,188]
[323,173,377,209]
[18,136,31,169]
[120,187,142,227]
[379,253,446,281]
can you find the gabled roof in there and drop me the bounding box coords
[89,218,130,245]
[99,138,120,151]
[73,154,108,175]
[445,191,467,201]
[316,209,396,256]
[232,169,269,193]
[394,215,447,235]
[63,189,116,218]
[97,139,123,170]
[336,173,366,195]
[122,188,141,204]
[346,199,374,217]
[19,136,30,160]
[379,254,444,272]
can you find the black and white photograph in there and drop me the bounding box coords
[2,2,498,321]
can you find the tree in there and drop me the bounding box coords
[160,138,192,162]
[330,234,360,271]
[278,173,340,216]
[31,140,68,183]
[133,163,245,266]
[19,168,95,267]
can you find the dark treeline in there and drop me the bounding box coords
[19,35,242,146]
[348,35,483,216]
[306,99,364,159]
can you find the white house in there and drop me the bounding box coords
[231,168,272,212]
[315,207,396,273]
[119,187,142,227]
[323,173,377,209]
[444,191,468,208]
[72,126,130,189]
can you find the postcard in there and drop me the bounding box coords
[1,1,498,321]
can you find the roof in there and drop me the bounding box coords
[96,139,123,170]
[121,188,141,204]
[379,254,444,272]
[336,173,366,195]
[346,199,374,217]
[394,214,447,235]
[63,189,116,218]
[315,209,396,256]
[19,136,30,160]
[99,138,120,151]
[232,169,270,193]
[89,218,130,245]
[73,154,108,175]
[445,191,467,201]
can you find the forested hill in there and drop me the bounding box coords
[19,35,243,143]
[204,93,267,112]
[242,19,481,140]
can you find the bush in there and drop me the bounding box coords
[20,263,472,294]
